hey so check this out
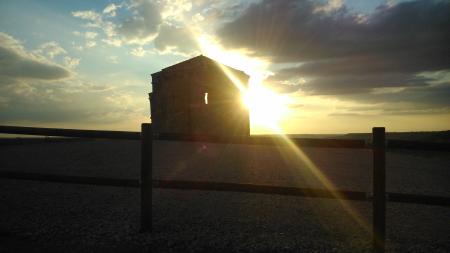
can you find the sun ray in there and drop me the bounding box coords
[191,32,372,235]
[272,125,372,233]
[195,35,290,132]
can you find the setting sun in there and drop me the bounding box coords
[196,35,289,131]
[242,84,288,129]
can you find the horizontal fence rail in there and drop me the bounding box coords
[0,125,366,149]
[0,125,140,140]
[387,192,450,206]
[2,125,448,151]
[156,133,450,151]
[152,180,450,207]
[155,133,367,149]
[152,179,368,201]
[387,139,450,151]
[0,171,139,187]
[1,171,449,207]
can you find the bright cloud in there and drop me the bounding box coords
[103,3,121,17]
[63,56,80,69]
[36,41,67,59]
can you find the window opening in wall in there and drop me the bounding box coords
[204,92,208,105]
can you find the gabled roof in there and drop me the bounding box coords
[153,55,248,78]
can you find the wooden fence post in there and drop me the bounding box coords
[372,127,386,253]
[141,123,152,232]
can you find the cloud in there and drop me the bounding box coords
[218,0,450,98]
[130,46,147,57]
[108,55,119,64]
[314,0,343,13]
[71,1,205,55]
[72,30,99,50]
[272,71,434,95]
[73,1,163,46]
[344,81,450,107]
[85,41,96,48]
[153,23,198,55]
[0,33,147,128]
[85,31,98,39]
[102,38,122,47]
[115,0,162,44]
[0,33,122,127]
[63,56,80,69]
[219,0,450,64]
[0,78,147,126]
[72,9,117,41]
[103,3,121,17]
[0,33,70,81]
[159,0,192,21]
[326,80,450,117]
[72,31,98,49]
[36,41,67,59]
[72,10,103,28]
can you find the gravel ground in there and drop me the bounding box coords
[0,139,449,252]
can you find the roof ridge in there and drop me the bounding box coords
[160,55,247,76]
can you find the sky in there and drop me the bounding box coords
[0,0,449,134]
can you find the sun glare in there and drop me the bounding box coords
[196,35,289,131]
[242,84,288,129]
[194,34,370,235]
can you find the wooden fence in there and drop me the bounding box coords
[1,124,449,253]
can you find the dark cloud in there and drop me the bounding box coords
[278,72,433,95]
[218,0,450,96]
[327,83,450,117]
[324,82,450,117]
[0,44,70,81]
[341,83,450,107]
[280,51,450,78]
[219,0,449,64]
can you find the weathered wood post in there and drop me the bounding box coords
[372,127,386,253]
[141,123,152,232]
